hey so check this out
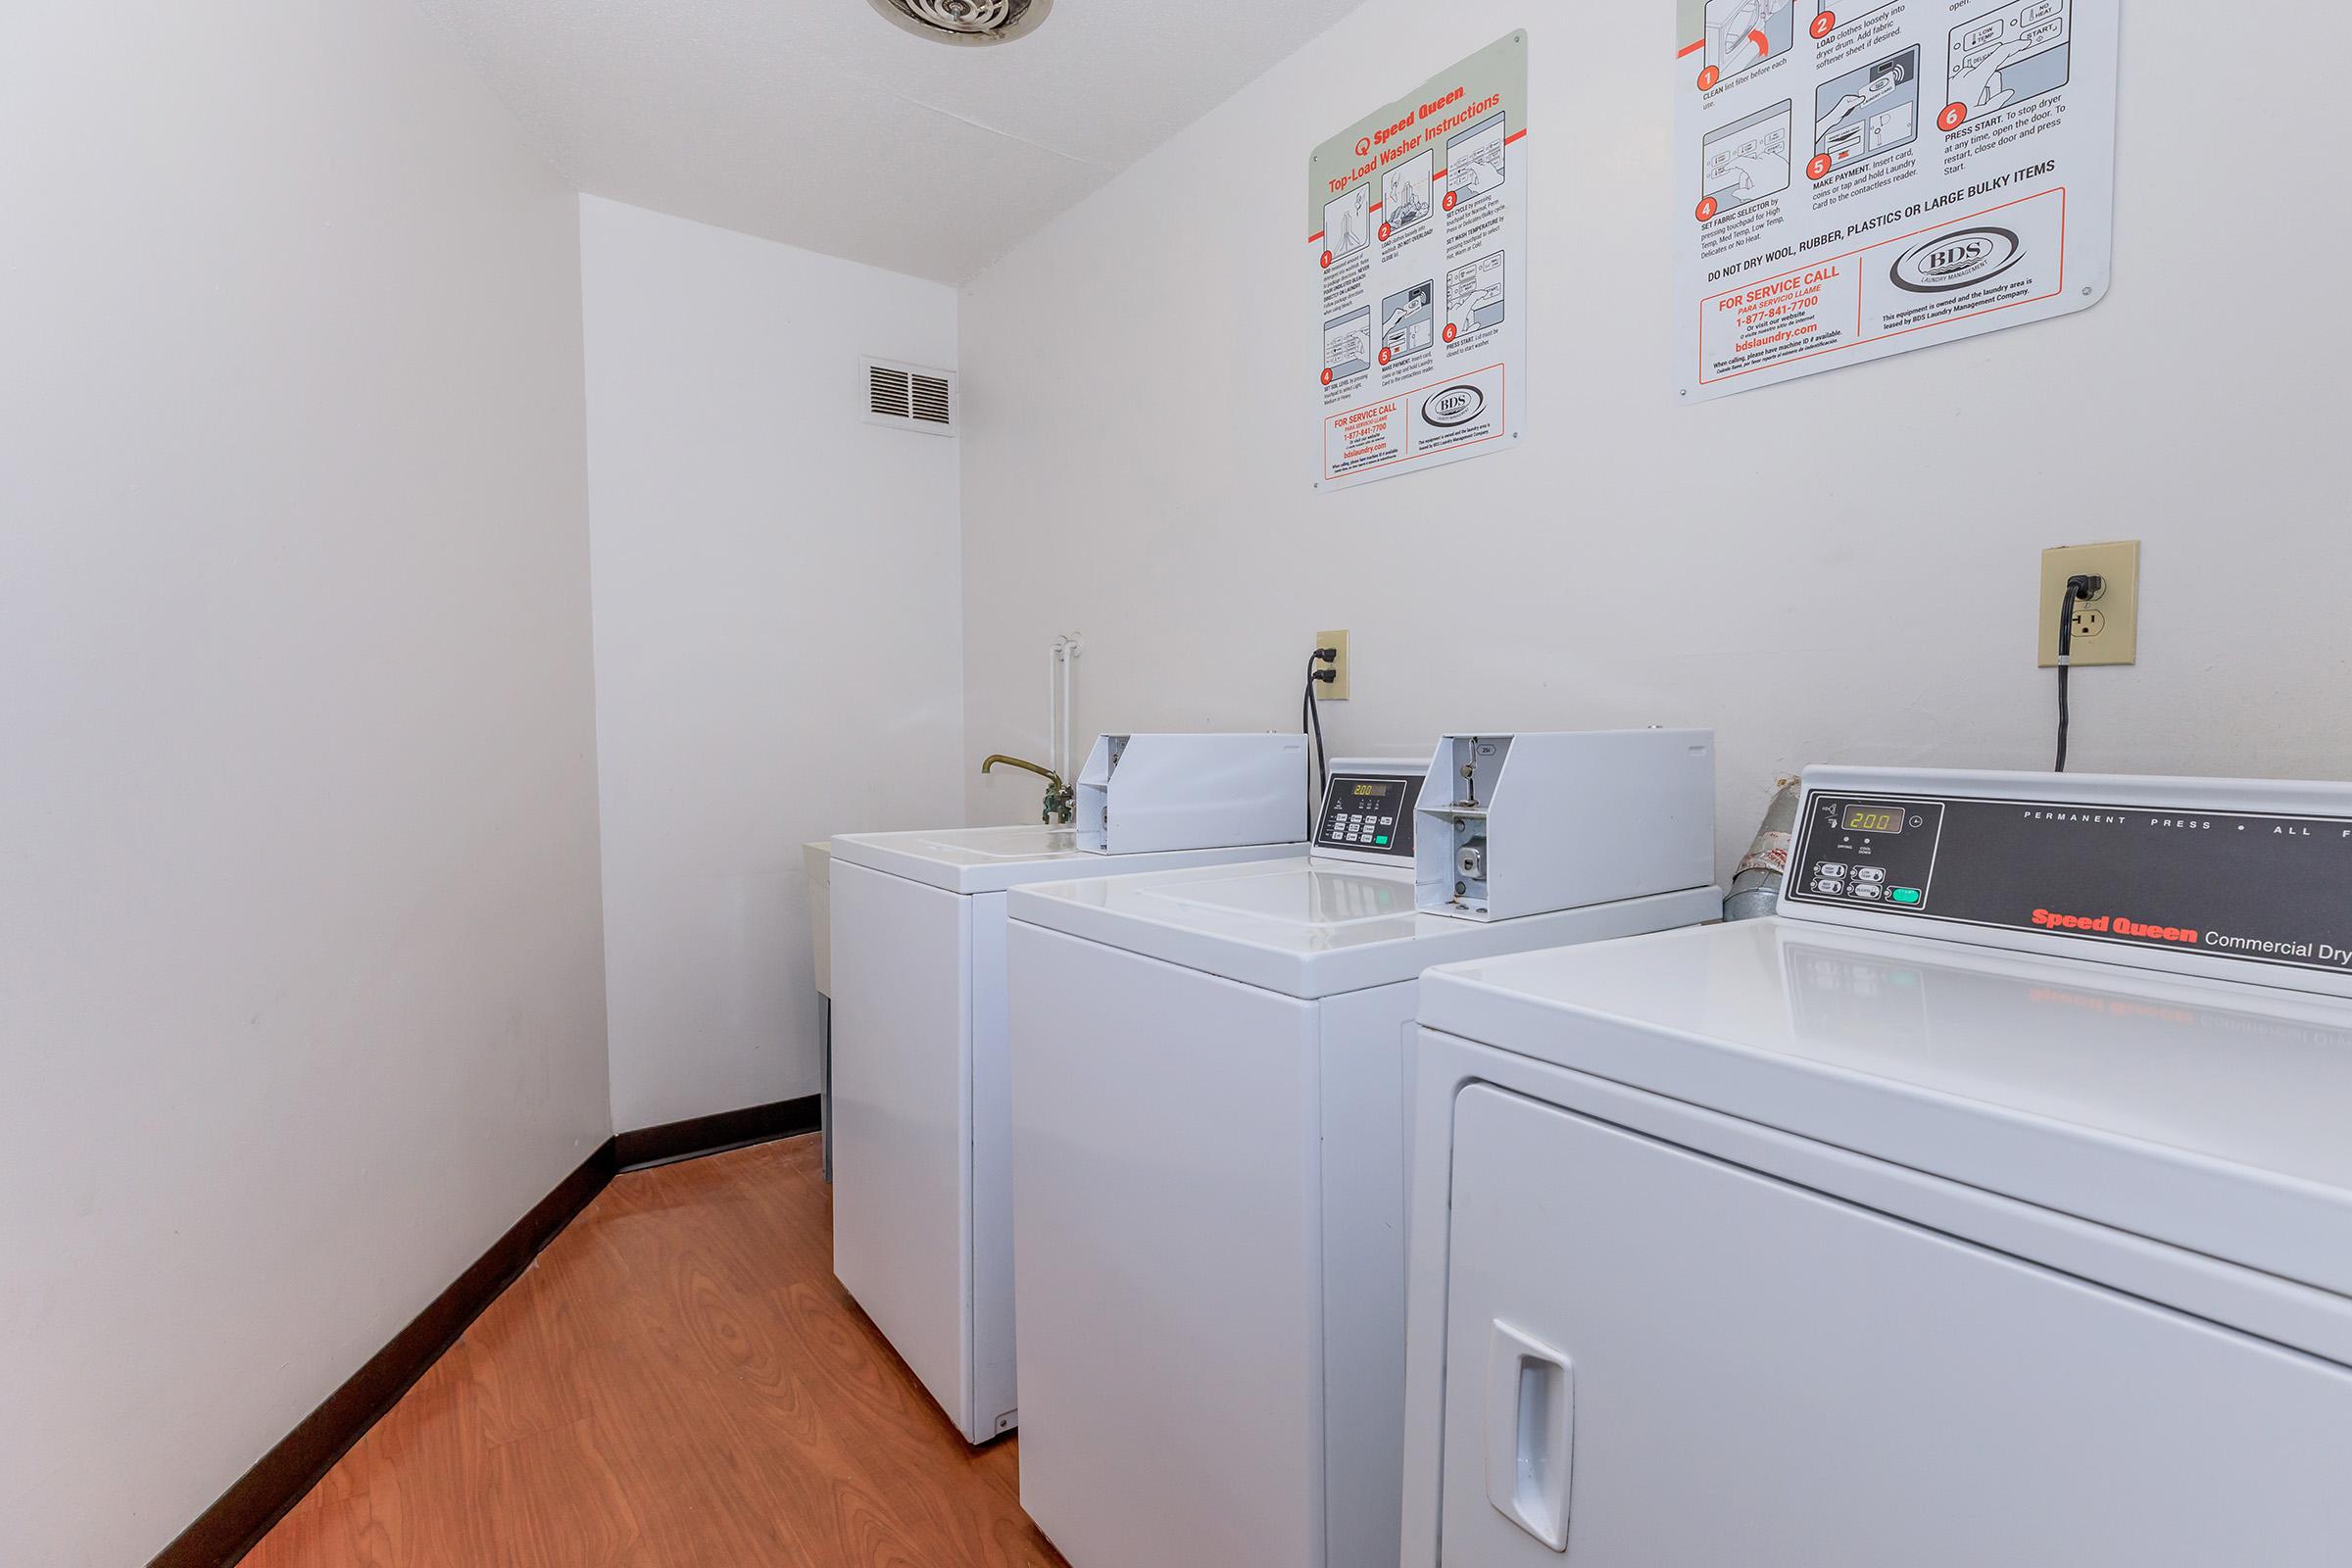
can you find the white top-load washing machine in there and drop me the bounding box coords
[830,733,1308,1445]
[1004,732,1722,1568]
[1400,765,2352,1566]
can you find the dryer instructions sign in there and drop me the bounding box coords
[1311,31,1527,490]
[1674,0,2116,403]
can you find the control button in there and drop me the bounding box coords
[1851,885,1885,902]
[1816,862,1848,879]
[1890,887,1924,906]
[1854,866,1887,886]
[1812,878,1845,896]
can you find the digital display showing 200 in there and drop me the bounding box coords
[1841,805,1907,835]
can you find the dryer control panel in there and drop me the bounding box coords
[1790,796,1948,909]
[1784,767,2352,996]
[1315,766,1425,863]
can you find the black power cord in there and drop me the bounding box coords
[1303,649,1338,814]
[2053,573,2100,772]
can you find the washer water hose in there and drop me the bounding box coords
[1723,776,1802,922]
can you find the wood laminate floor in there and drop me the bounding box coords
[248,1137,1068,1567]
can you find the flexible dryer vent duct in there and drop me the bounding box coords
[1723,776,1802,922]
[866,0,1052,44]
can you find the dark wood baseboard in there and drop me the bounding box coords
[151,1099,821,1567]
[612,1094,822,1172]
[151,1142,618,1568]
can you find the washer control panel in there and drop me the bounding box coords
[1316,769,1424,861]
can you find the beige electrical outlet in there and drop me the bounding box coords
[2037,541,2140,668]
[1316,630,1351,701]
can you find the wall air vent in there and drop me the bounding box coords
[865,0,1052,46]
[864,358,958,436]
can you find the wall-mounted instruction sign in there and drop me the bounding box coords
[1673,0,2116,403]
[1311,31,1527,489]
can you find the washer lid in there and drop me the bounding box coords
[826,825,1296,895]
[1008,859,1721,999]
[1128,862,1420,927]
[1422,918,2352,1299]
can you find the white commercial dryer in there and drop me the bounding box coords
[1400,766,2352,1566]
[1004,732,1721,1568]
[830,734,1307,1446]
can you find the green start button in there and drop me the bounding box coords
[1890,887,1924,906]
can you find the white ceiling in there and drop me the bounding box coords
[414,0,1369,283]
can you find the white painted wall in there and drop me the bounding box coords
[0,6,610,1563]
[960,2,2352,865]
[580,198,966,1133]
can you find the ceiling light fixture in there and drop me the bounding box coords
[864,0,1052,46]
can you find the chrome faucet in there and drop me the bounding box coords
[983,754,1075,825]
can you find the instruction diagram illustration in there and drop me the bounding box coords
[1312,30,1526,489]
[1324,307,1372,381]
[1446,253,1505,338]
[1446,113,1507,201]
[1813,46,1919,172]
[1381,280,1435,358]
[1324,184,1370,261]
[1703,0,1796,83]
[1677,0,2116,403]
[1813,0,1896,35]
[1702,100,1793,214]
[1383,151,1435,234]
[1946,0,2072,125]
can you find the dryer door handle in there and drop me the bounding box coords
[1484,1319,1575,1551]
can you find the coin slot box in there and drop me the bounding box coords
[1074,733,1310,856]
[1413,731,1719,922]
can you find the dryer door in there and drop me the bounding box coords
[1438,1084,2352,1565]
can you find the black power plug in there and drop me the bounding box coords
[1303,647,1339,804]
[2053,573,2102,772]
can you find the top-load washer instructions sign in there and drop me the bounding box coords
[1311,31,1527,489]
[1673,0,2116,402]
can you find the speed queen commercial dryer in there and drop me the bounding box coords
[1004,733,1720,1568]
[830,734,1306,1445]
[1400,766,2352,1566]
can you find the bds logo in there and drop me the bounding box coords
[1421,383,1487,428]
[1890,226,2024,294]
